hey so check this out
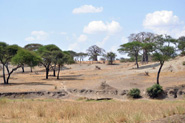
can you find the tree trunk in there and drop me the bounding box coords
[30,62,33,72]
[146,52,148,63]
[142,50,145,64]
[30,67,33,72]
[53,64,56,76]
[22,66,24,73]
[110,58,113,65]
[157,62,164,84]
[2,65,7,84]
[6,66,21,84]
[142,50,148,64]
[6,74,10,84]
[57,65,60,80]
[46,67,49,79]
[94,55,98,61]
[53,69,56,76]
[5,64,10,74]
[135,55,139,68]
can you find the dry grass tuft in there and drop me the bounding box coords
[0,99,185,123]
[0,98,8,105]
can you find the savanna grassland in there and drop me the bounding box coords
[0,98,185,123]
[0,56,185,123]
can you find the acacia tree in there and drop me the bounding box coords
[52,51,60,77]
[153,47,175,84]
[66,50,77,61]
[63,51,75,64]
[105,52,117,65]
[0,42,39,84]
[13,49,41,73]
[163,35,178,47]
[77,52,88,63]
[37,44,61,79]
[153,36,176,84]
[23,43,43,72]
[87,45,105,61]
[24,43,43,51]
[178,36,185,55]
[118,41,143,68]
[55,51,71,79]
[0,43,21,84]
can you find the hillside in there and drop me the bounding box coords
[0,56,185,100]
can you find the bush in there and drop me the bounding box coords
[183,61,185,66]
[147,84,163,98]
[128,88,141,98]
[180,51,185,56]
[120,58,129,63]
[0,98,8,105]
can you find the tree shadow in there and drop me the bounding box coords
[16,71,33,74]
[42,74,83,81]
[61,74,83,77]
[0,82,53,86]
[138,63,160,69]
[107,63,120,65]
[56,78,83,80]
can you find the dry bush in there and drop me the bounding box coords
[145,71,149,76]
[0,98,8,105]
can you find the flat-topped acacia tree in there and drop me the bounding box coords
[12,49,41,73]
[22,43,43,72]
[77,52,88,63]
[24,43,43,51]
[54,51,71,79]
[0,42,40,84]
[178,36,185,55]
[0,43,20,84]
[37,44,61,79]
[153,35,176,84]
[118,41,143,68]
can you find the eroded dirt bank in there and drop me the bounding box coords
[1,82,185,100]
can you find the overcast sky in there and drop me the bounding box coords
[0,0,185,58]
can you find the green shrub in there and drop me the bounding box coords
[147,84,163,98]
[183,61,185,66]
[128,88,141,98]
[180,51,185,56]
[120,58,129,63]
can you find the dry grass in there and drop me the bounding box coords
[0,98,185,123]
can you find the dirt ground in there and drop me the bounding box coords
[150,114,185,123]
[0,56,185,94]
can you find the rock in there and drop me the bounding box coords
[95,66,101,70]
[168,89,178,98]
[119,90,129,96]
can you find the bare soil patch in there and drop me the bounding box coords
[0,56,185,100]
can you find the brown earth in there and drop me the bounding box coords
[150,114,185,123]
[0,56,185,99]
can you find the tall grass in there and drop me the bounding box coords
[0,99,184,123]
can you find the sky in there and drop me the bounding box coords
[0,0,185,58]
